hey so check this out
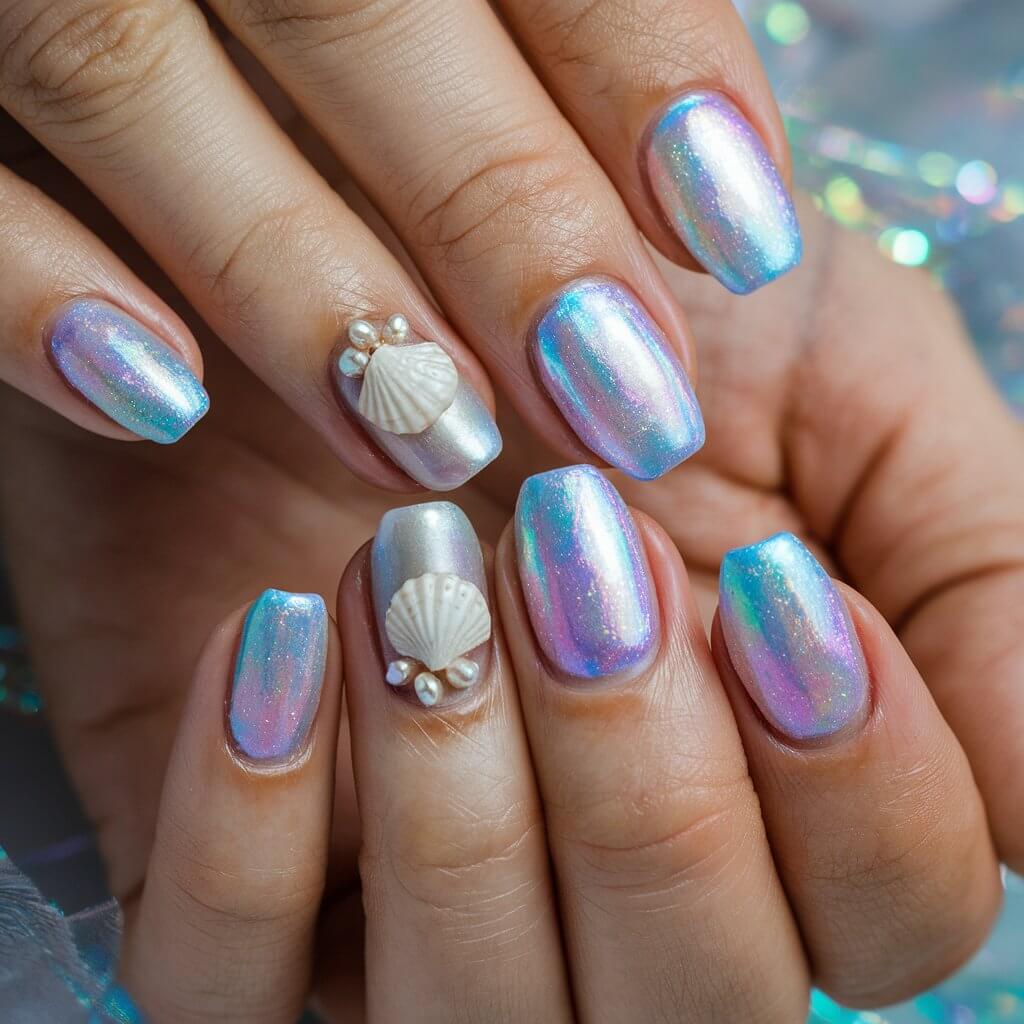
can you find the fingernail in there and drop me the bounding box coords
[515,465,658,679]
[48,298,209,443]
[333,315,502,491]
[371,501,491,708]
[644,90,802,294]
[532,276,704,480]
[719,532,869,742]
[229,589,328,762]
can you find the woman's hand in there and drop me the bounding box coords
[113,471,1001,1022]
[0,0,797,487]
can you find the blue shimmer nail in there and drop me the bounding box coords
[515,465,658,679]
[719,533,869,742]
[229,589,328,762]
[532,277,704,480]
[48,298,209,443]
[644,91,802,294]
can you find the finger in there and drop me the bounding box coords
[207,0,705,481]
[337,503,573,1023]
[121,589,339,1022]
[768,228,1024,871]
[500,0,801,294]
[497,466,809,1023]
[0,163,206,443]
[714,533,1001,1006]
[0,0,500,491]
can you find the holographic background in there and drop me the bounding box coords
[2,0,1023,1019]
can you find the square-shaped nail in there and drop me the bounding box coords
[371,501,492,708]
[515,465,658,679]
[644,91,802,294]
[719,532,869,742]
[48,298,209,443]
[333,315,501,491]
[532,276,704,480]
[229,589,328,762]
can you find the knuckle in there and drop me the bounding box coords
[0,0,199,135]
[523,0,730,97]
[230,0,409,54]
[558,765,762,908]
[401,122,600,278]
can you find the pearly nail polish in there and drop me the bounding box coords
[644,91,802,294]
[371,502,491,707]
[719,532,869,742]
[229,589,328,762]
[532,277,704,480]
[333,315,501,491]
[515,465,658,679]
[48,298,209,443]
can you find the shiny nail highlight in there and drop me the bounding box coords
[229,589,327,762]
[371,502,491,707]
[644,91,802,294]
[515,465,658,679]
[333,321,501,491]
[532,277,704,480]
[48,298,209,443]
[719,532,869,742]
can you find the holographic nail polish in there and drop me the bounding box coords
[371,502,491,707]
[333,315,501,491]
[48,298,209,443]
[532,277,704,480]
[644,91,802,294]
[719,532,869,742]
[515,465,658,679]
[229,589,327,762]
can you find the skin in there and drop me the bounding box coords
[1,23,1024,1024]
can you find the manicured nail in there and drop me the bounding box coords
[532,276,704,480]
[371,501,491,708]
[719,533,869,742]
[644,91,802,294]
[515,465,658,679]
[48,298,209,443]
[334,314,501,491]
[229,589,328,762]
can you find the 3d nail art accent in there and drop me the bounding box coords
[48,298,209,443]
[532,277,704,480]
[334,316,501,491]
[371,502,491,707]
[644,91,802,294]
[339,315,458,434]
[719,532,869,742]
[515,465,658,679]
[229,589,328,762]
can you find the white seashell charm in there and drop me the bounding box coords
[385,573,491,673]
[358,342,458,435]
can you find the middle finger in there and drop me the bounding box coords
[211,0,707,481]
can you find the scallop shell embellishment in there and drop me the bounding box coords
[384,572,491,707]
[339,314,458,435]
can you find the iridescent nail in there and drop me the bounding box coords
[371,502,491,708]
[515,465,658,679]
[333,314,501,491]
[644,91,802,294]
[532,277,704,480]
[229,589,328,762]
[719,532,869,742]
[48,298,209,443]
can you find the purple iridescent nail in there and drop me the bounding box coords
[48,298,208,443]
[719,533,869,742]
[532,277,704,481]
[644,91,801,294]
[515,465,658,679]
[229,589,327,762]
